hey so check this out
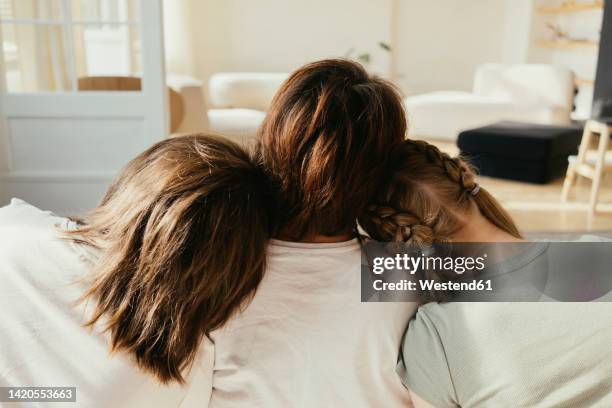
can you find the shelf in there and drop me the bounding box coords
[575,77,595,86]
[536,1,603,14]
[536,38,599,48]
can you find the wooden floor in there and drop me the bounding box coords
[426,139,612,233]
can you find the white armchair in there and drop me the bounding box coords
[207,73,288,143]
[405,64,575,141]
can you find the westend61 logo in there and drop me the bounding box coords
[369,252,491,293]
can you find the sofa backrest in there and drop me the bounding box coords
[208,73,289,111]
[473,63,575,111]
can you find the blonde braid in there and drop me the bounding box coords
[364,205,435,245]
[360,140,480,245]
[361,138,521,252]
[405,140,478,193]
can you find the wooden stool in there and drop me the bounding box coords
[561,119,612,216]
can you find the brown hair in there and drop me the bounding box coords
[68,134,274,384]
[257,59,407,240]
[359,139,521,246]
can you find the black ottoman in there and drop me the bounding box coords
[457,121,583,184]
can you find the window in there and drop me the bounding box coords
[0,0,141,93]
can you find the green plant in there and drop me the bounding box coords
[345,41,392,65]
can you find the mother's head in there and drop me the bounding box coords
[258,59,407,240]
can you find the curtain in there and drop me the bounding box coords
[10,0,70,91]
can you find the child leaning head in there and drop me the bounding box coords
[68,134,274,384]
[359,139,521,246]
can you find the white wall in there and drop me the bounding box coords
[165,0,602,111]
[165,0,514,97]
[502,0,534,64]
[187,0,393,86]
[394,0,509,95]
[163,0,197,77]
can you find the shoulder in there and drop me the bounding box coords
[0,198,71,252]
[400,303,451,355]
[406,302,460,334]
[0,198,60,226]
[397,303,459,406]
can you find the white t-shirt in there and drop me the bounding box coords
[197,238,417,407]
[0,199,191,407]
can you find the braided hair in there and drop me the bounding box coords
[359,140,520,246]
[363,205,435,246]
[407,140,479,193]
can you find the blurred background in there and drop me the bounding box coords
[0,0,610,234]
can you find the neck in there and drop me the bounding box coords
[303,233,355,243]
[451,202,523,243]
[276,230,355,244]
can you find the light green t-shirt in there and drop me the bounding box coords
[397,242,612,407]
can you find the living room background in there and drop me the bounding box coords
[164,0,602,119]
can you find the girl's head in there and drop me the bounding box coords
[359,140,521,245]
[258,58,407,240]
[69,134,274,384]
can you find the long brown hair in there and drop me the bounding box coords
[359,139,521,245]
[257,59,407,240]
[68,134,274,384]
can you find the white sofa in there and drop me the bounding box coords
[207,73,288,143]
[405,64,575,141]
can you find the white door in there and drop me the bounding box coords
[0,0,168,214]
